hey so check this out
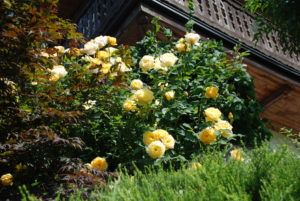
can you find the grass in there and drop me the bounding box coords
[66,144,300,201]
[23,144,300,201]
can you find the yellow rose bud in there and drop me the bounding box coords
[165,90,175,100]
[175,42,186,52]
[205,86,219,99]
[123,99,137,112]
[198,127,216,144]
[228,112,233,120]
[135,88,154,105]
[130,79,143,90]
[97,50,109,59]
[204,107,222,122]
[70,48,81,56]
[230,149,244,161]
[85,163,92,168]
[101,63,112,74]
[107,36,117,46]
[146,141,166,159]
[1,173,13,186]
[190,162,202,169]
[91,157,108,171]
[105,47,118,55]
[15,163,27,172]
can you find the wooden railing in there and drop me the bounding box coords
[164,0,300,71]
[76,0,300,71]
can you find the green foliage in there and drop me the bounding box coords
[245,0,300,54]
[68,144,300,201]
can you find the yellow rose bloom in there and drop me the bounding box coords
[107,36,117,46]
[123,99,137,112]
[214,120,233,138]
[129,94,137,101]
[230,149,244,161]
[97,50,109,59]
[176,43,186,52]
[40,51,50,58]
[190,162,202,169]
[49,74,60,82]
[153,129,169,139]
[165,91,175,100]
[199,128,217,144]
[139,55,155,71]
[143,131,157,145]
[90,58,101,65]
[146,141,166,159]
[130,79,143,90]
[161,134,175,150]
[204,107,222,122]
[83,40,98,55]
[54,46,65,54]
[205,86,219,99]
[134,88,154,105]
[159,53,178,68]
[185,32,200,44]
[91,157,108,171]
[101,63,112,74]
[175,38,187,52]
[1,173,13,186]
[51,65,67,78]
[153,58,163,70]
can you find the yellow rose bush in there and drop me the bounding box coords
[117,18,272,167]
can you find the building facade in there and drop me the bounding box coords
[59,0,300,134]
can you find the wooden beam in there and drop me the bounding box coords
[260,85,292,109]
